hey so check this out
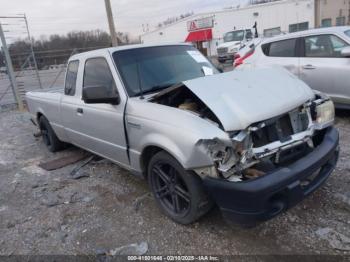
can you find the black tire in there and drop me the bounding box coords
[148,151,213,224]
[39,116,64,152]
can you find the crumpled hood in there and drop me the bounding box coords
[217,41,241,49]
[183,67,315,131]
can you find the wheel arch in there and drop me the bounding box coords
[137,131,215,178]
[36,108,46,123]
[37,112,44,122]
[140,144,185,178]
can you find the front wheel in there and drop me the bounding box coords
[148,151,213,224]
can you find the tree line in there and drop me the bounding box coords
[0,30,139,69]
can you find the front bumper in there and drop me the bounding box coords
[203,127,339,227]
[217,54,235,62]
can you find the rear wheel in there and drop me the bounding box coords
[148,151,213,224]
[39,116,64,152]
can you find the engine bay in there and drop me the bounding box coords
[150,84,223,129]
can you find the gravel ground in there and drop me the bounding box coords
[0,109,349,256]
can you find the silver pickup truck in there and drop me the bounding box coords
[26,43,339,227]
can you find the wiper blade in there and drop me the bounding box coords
[138,83,174,96]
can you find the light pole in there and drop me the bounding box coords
[104,0,118,46]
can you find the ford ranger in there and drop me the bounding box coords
[26,44,339,227]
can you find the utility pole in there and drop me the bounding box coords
[24,14,42,89]
[104,0,118,46]
[348,0,350,25]
[0,23,24,111]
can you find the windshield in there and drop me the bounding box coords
[224,30,244,42]
[345,30,350,38]
[112,45,218,97]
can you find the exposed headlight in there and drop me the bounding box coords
[196,138,239,176]
[314,100,335,129]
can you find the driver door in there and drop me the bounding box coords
[64,56,129,167]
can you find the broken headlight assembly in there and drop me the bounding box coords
[311,100,335,129]
[196,132,256,181]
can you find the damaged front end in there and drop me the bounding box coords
[146,67,338,226]
[195,94,335,182]
[149,78,335,183]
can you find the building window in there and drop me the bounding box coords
[263,27,281,37]
[336,16,346,26]
[289,22,309,33]
[321,18,332,27]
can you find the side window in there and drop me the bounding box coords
[83,57,117,96]
[304,34,349,58]
[261,43,270,56]
[245,30,253,40]
[266,38,297,57]
[330,35,348,53]
[65,60,79,96]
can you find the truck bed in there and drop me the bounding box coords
[26,87,64,128]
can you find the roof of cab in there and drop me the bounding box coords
[69,42,192,61]
[262,26,350,44]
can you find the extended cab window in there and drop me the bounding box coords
[264,38,297,57]
[304,34,349,58]
[65,60,79,96]
[83,57,117,94]
[345,30,350,38]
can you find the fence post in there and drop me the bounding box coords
[0,23,24,111]
[24,14,42,89]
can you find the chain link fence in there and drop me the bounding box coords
[0,16,115,110]
[0,45,110,110]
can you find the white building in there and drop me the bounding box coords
[141,0,350,56]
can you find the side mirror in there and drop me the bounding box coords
[341,46,350,57]
[82,85,120,105]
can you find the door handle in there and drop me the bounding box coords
[303,64,316,70]
[77,108,83,114]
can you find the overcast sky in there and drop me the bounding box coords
[0,0,248,40]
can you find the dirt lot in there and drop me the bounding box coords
[0,109,349,256]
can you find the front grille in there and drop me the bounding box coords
[217,47,228,56]
[251,113,305,148]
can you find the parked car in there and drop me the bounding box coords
[235,26,350,109]
[26,44,339,227]
[217,29,254,63]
